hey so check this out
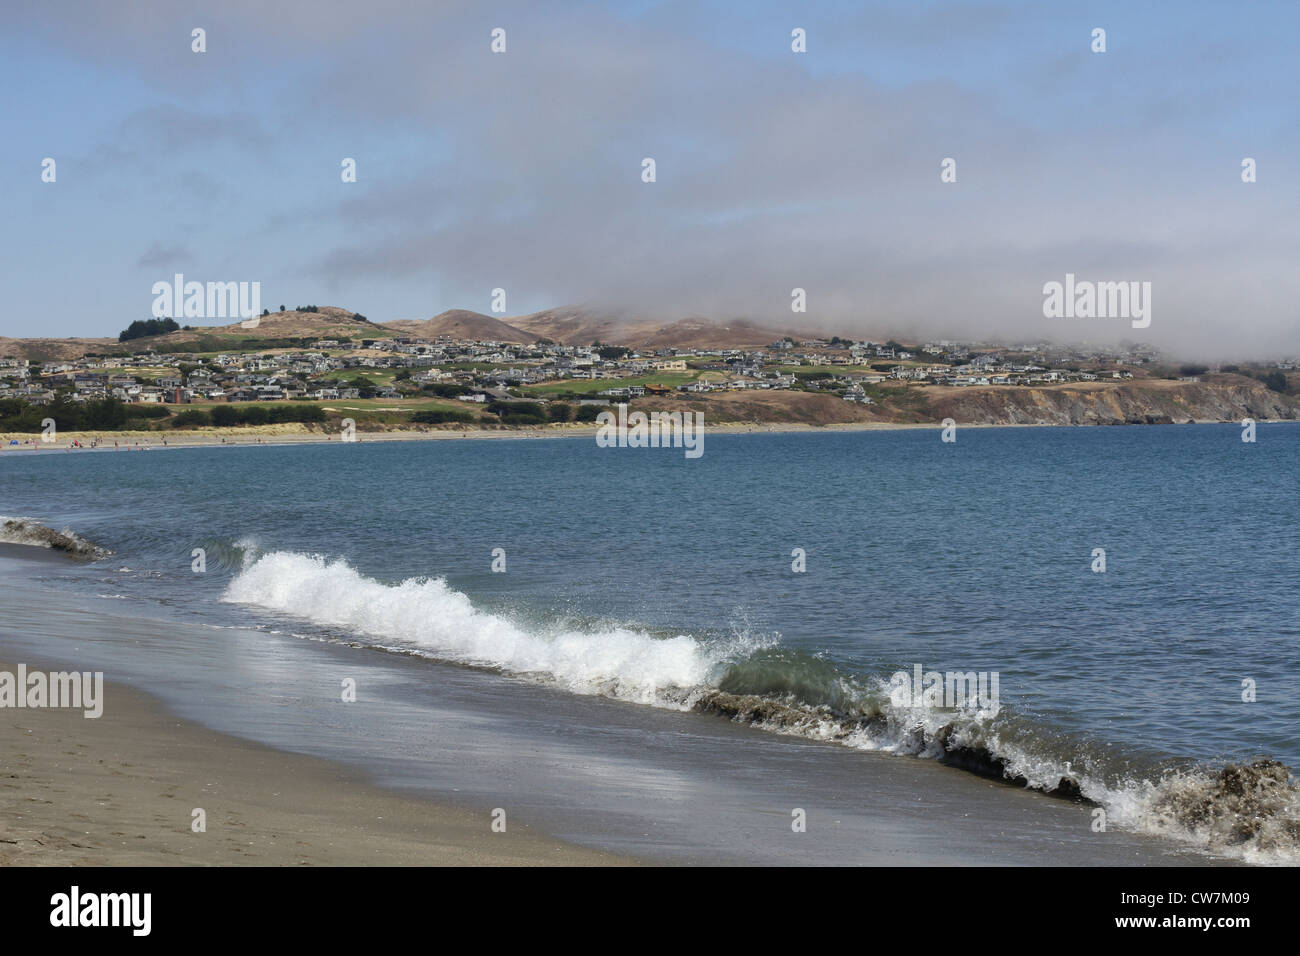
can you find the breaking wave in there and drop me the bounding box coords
[222,549,1300,864]
[222,550,747,705]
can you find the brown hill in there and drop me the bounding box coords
[511,307,790,348]
[156,307,383,341]
[0,336,119,362]
[0,308,386,361]
[3,304,817,361]
[384,310,540,344]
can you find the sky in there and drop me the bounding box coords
[3,0,1297,359]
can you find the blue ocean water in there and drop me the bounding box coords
[2,424,1297,858]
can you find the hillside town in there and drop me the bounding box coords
[0,333,1197,408]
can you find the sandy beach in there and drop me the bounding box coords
[5,416,1268,456]
[0,659,626,867]
[0,419,936,451]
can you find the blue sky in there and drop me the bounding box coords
[3,0,1297,357]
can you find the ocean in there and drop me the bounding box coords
[2,424,1297,864]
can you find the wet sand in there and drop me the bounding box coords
[0,659,627,866]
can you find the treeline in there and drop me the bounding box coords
[0,397,180,431]
[407,400,606,428]
[484,401,601,424]
[0,397,326,432]
[177,405,326,427]
[0,398,131,431]
[119,318,180,342]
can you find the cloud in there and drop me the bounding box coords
[136,240,192,270]
[6,0,1299,357]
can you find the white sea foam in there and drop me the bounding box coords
[222,550,730,705]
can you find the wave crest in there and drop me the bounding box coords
[222,550,731,704]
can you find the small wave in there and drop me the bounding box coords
[222,548,1300,864]
[0,516,110,558]
[222,551,751,705]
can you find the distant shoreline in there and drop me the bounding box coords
[2,416,1296,454]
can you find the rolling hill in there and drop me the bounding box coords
[384,310,540,344]
[509,307,794,348]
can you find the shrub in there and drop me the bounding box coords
[125,404,171,419]
[1260,371,1289,393]
[209,405,239,426]
[421,383,473,398]
[410,408,474,424]
[171,410,212,428]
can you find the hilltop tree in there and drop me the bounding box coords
[119,318,180,342]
